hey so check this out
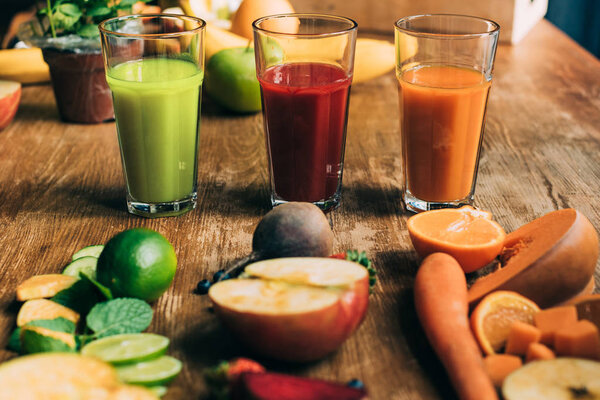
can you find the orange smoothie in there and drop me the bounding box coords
[398,65,491,202]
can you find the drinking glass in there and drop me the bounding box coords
[253,14,358,212]
[395,14,499,212]
[99,15,205,217]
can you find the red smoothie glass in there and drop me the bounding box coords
[253,14,357,211]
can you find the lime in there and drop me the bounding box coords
[72,245,105,261]
[96,228,176,302]
[116,356,182,386]
[149,386,168,397]
[62,256,98,279]
[81,333,169,365]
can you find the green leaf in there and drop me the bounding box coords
[81,273,113,300]
[25,318,76,334]
[57,3,82,17]
[86,298,153,339]
[7,328,22,353]
[115,0,137,9]
[345,250,377,292]
[21,329,76,354]
[87,6,111,17]
[52,277,103,315]
[77,24,100,38]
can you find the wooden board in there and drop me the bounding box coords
[0,20,598,399]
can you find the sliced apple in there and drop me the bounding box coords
[209,257,369,362]
[0,80,21,131]
[502,358,600,399]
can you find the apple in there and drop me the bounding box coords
[209,257,369,362]
[0,80,21,131]
[205,47,262,114]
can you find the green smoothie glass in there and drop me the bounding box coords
[99,15,205,218]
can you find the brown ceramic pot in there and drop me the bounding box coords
[42,49,114,124]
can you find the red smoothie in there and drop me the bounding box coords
[258,63,352,203]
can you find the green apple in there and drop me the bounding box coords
[205,47,262,114]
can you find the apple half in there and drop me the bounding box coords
[209,257,369,362]
[0,80,21,131]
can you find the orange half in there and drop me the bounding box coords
[470,290,541,355]
[407,206,506,273]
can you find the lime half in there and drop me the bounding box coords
[116,356,182,386]
[62,256,98,279]
[149,386,168,397]
[72,245,105,261]
[81,333,169,365]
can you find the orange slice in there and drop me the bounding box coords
[470,290,541,355]
[407,206,506,273]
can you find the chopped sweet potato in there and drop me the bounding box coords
[505,321,541,355]
[525,342,555,363]
[16,274,78,301]
[554,320,600,360]
[16,299,79,327]
[483,354,522,388]
[533,306,578,345]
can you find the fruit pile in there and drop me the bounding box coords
[410,207,600,400]
[472,291,600,392]
[197,202,377,362]
[4,228,182,399]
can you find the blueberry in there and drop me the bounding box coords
[346,379,364,390]
[195,279,211,295]
[212,269,226,282]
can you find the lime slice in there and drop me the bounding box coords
[72,245,105,261]
[62,256,98,280]
[116,356,182,386]
[149,386,168,397]
[81,333,169,365]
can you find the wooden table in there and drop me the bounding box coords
[0,20,599,399]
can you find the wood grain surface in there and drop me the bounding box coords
[0,20,599,399]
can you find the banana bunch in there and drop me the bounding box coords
[0,48,50,84]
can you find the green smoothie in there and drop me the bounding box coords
[106,58,203,204]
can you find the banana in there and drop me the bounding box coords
[503,358,600,399]
[205,24,252,60]
[353,38,395,84]
[0,48,50,84]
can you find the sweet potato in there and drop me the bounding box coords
[468,209,598,308]
[16,274,78,301]
[483,354,522,388]
[414,253,498,400]
[525,343,555,362]
[533,306,578,345]
[504,321,541,355]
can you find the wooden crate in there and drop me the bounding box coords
[290,0,548,43]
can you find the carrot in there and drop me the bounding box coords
[414,253,498,400]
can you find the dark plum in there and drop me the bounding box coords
[219,202,333,281]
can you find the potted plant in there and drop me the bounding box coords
[18,0,148,123]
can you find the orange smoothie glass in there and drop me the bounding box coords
[395,15,499,213]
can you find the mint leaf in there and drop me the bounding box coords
[21,329,76,354]
[25,318,76,334]
[77,24,99,38]
[52,277,103,315]
[81,273,113,300]
[86,298,152,339]
[7,328,22,353]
